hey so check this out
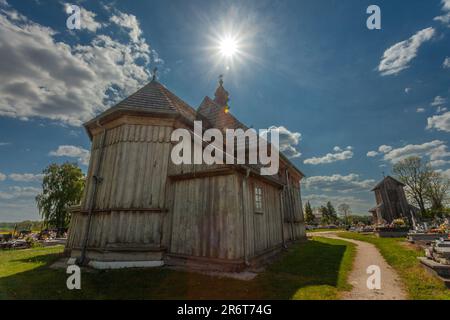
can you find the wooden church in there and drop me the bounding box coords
[66,76,306,270]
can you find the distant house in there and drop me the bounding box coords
[65,77,306,271]
[312,208,323,225]
[369,176,417,225]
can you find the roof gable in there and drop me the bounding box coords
[115,80,197,122]
[371,175,405,191]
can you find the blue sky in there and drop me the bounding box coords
[0,0,449,221]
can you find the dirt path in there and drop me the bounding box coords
[319,233,407,300]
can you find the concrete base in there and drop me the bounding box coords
[419,257,450,288]
[407,233,448,243]
[69,247,165,262]
[65,239,301,271]
[87,260,164,269]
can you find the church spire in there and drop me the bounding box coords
[214,75,229,108]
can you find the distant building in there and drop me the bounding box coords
[312,208,323,225]
[369,176,417,225]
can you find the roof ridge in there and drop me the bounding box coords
[155,81,180,112]
[156,81,197,117]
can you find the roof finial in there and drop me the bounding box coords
[214,74,229,107]
[152,67,158,81]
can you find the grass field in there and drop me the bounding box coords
[0,237,355,300]
[307,228,345,233]
[339,232,450,300]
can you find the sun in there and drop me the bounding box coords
[219,36,238,58]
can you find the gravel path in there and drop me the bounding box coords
[320,233,407,300]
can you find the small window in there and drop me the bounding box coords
[254,185,263,213]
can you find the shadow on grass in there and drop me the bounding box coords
[0,238,351,300]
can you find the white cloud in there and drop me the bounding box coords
[427,111,450,132]
[443,0,450,10]
[367,150,379,157]
[0,184,41,221]
[416,107,425,113]
[0,172,6,181]
[8,173,44,182]
[434,0,450,26]
[0,8,154,126]
[437,106,448,113]
[304,146,353,165]
[49,145,90,166]
[64,3,102,32]
[431,96,446,107]
[429,159,450,167]
[110,12,142,43]
[438,168,450,179]
[303,173,375,192]
[262,126,302,159]
[0,186,40,200]
[382,140,450,166]
[0,142,10,146]
[378,27,435,76]
[303,194,367,206]
[444,57,450,69]
[404,87,411,94]
[378,145,393,153]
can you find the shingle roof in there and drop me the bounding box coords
[197,96,304,178]
[197,96,248,130]
[114,80,197,122]
[371,175,405,191]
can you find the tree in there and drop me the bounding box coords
[338,203,351,225]
[326,201,338,224]
[304,201,315,225]
[425,171,449,215]
[36,163,85,236]
[319,206,329,225]
[393,156,433,215]
[319,202,338,225]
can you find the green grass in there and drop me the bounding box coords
[339,232,450,300]
[0,237,355,300]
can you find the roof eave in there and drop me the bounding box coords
[83,106,187,140]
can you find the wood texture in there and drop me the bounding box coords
[67,116,306,265]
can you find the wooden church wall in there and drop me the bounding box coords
[84,123,173,210]
[168,173,244,260]
[242,175,284,258]
[281,184,306,241]
[67,123,173,250]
